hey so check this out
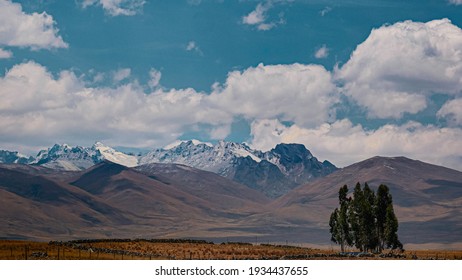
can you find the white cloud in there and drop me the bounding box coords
[315,45,329,59]
[81,0,146,16]
[92,72,105,83]
[437,98,462,126]
[0,48,12,59]
[0,0,68,50]
[209,63,339,127]
[112,68,131,83]
[337,19,462,119]
[0,61,227,150]
[449,0,462,5]
[186,41,203,55]
[250,118,462,171]
[0,60,339,151]
[242,3,268,25]
[148,68,161,89]
[242,1,287,31]
[256,22,276,31]
[208,125,231,140]
[319,6,332,16]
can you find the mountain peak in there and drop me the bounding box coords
[139,140,337,197]
[93,141,106,148]
[163,139,213,150]
[93,142,138,168]
[32,142,138,170]
[0,150,33,164]
[272,143,314,161]
[354,156,417,169]
[33,143,102,170]
[3,140,337,197]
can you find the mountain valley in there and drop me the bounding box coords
[1,142,462,249]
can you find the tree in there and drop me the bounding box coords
[362,183,378,251]
[338,185,352,250]
[329,183,402,253]
[376,184,392,252]
[329,185,352,252]
[384,201,403,251]
[329,208,340,247]
[349,182,365,251]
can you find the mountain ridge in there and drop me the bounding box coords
[140,140,337,197]
[3,140,337,197]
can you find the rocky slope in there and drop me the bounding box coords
[140,141,337,197]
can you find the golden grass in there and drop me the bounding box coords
[1,240,461,260]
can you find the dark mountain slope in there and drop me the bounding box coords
[0,164,132,240]
[135,163,270,210]
[261,156,462,246]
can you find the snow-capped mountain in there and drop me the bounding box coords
[2,140,336,196]
[139,140,261,176]
[93,142,138,167]
[33,144,103,171]
[33,142,138,171]
[0,150,34,164]
[139,140,337,197]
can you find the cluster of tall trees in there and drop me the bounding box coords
[329,183,403,253]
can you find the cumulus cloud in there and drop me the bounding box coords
[81,0,146,16]
[112,68,131,83]
[0,0,68,50]
[337,19,462,119]
[449,0,462,5]
[0,61,227,150]
[242,1,287,31]
[0,60,339,152]
[3,16,462,171]
[186,41,203,55]
[208,125,232,140]
[242,3,268,25]
[315,45,329,59]
[437,98,462,126]
[148,68,162,89]
[209,63,339,127]
[250,118,462,170]
[0,48,12,59]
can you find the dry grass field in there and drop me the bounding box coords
[1,239,462,260]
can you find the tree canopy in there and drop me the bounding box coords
[329,183,403,253]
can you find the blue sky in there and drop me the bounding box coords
[1,0,462,170]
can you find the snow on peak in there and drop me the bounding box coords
[22,140,329,177]
[32,142,138,170]
[0,150,33,164]
[93,141,106,148]
[139,140,264,174]
[92,141,138,167]
[33,143,101,170]
[163,139,213,150]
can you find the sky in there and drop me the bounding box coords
[0,0,462,170]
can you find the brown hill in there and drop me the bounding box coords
[0,164,132,240]
[1,157,462,249]
[135,163,270,209]
[0,161,271,241]
[261,156,462,247]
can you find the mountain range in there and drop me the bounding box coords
[141,140,336,197]
[1,141,462,249]
[1,140,336,198]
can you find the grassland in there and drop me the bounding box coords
[1,239,462,260]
